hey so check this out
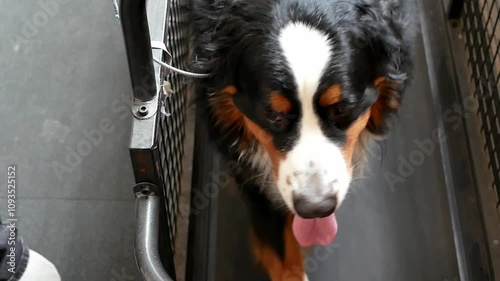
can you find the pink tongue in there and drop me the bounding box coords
[292,213,338,247]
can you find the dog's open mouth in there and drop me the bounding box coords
[292,213,338,247]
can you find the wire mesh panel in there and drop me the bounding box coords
[159,0,191,248]
[461,0,500,212]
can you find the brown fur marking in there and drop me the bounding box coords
[342,110,370,169]
[270,92,292,113]
[244,117,284,179]
[252,215,304,281]
[319,85,343,107]
[209,86,252,142]
[368,76,404,134]
[210,85,285,178]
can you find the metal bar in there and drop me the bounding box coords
[448,0,465,19]
[134,188,174,281]
[465,0,500,205]
[185,104,220,281]
[130,145,177,280]
[123,0,185,279]
[418,1,500,280]
[121,0,187,279]
[418,3,470,280]
[439,0,500,278]
[119,0,157,102]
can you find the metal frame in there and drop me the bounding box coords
[441,0,500,279]
[118,1,500,281]
[185,108,221,281]
[418,1,482,280]
[419,0,498,281]
[421,0,500,280]
[460,0,500,208]
[119,0,176,280]
[447,0,465,20]
[120,0,157,103]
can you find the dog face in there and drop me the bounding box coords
[193,0,413,218]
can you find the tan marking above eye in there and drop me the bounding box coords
[211,86,286,180]
[319,84,343,107]
[270,92,292,113]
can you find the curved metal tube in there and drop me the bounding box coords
[134,195,174,281]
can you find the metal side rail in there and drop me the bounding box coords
[119,0,183,280]
[441,0,500,279]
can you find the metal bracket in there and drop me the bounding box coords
[151,40,173,79]
[134,182,160,198]
[132,94,159,120]
[131,40,172,120]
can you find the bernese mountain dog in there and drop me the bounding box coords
[190,0,416,280]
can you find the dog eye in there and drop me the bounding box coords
[269,111,285,124]
[328,102,352,124]
[268,111,288,133]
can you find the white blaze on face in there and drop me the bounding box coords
[277,22,351,212]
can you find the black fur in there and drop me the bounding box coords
[190,0,416,269]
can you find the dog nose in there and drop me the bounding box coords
[293,193,337,219]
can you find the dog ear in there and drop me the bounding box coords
[366,75,405,135]
[355,1,416,135]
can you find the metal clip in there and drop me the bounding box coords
[160,81,174,117]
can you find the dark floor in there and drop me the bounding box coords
[0,1,140,280]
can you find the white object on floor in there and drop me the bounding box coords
[18,250,61,281]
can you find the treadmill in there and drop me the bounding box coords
[119,0,500,280]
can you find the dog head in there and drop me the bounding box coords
[193,0,414,218]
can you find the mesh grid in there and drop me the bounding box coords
[461,0,500,212]
[158,0,191,247]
